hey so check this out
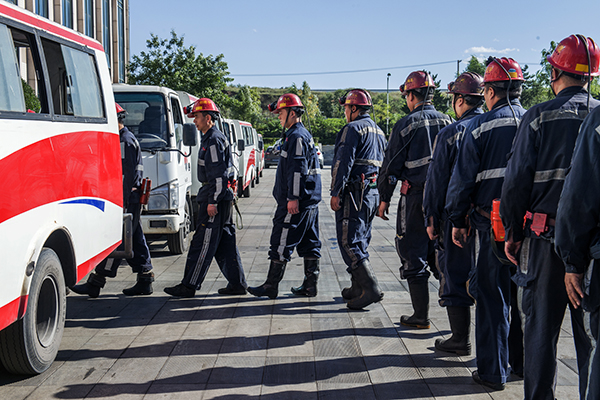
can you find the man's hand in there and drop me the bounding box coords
[565,272,585,309]
[287,199,299,215]
[426,216,438,240]
[377,201,389,220]
[505,238,522,266]
[207,204,218,217]
[330,195,341,211]
[452,227,468,248]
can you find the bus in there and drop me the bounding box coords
[0,2,123,374]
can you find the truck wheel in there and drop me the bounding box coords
[0,248,66,374]
[255,169,260,184]
[237,177,244,198]
[167,200,191,255]
[251,175,255,188]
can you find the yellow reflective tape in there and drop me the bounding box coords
[575,64,590,73]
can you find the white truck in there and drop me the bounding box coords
[113,84,197,255]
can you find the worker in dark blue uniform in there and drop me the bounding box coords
[378,71,452,329]
[72,103,154,298]
[556,105,600,400]
[501,35,600,400]
[164,98,247,298]
[330,89,387,310]
[446,57,527,391]
[248,93,322,299]
[423,72,484,356]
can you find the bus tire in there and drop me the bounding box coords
[255,169,260,184]
[0,248,66,375]
[167,200,191,255]
[237,177,244,198]
[243,181,251,197]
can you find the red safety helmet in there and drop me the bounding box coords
[338,89,372,106]
[116,103,127,120]
[448,72,484,96]
[268,93,304,113]
[547,34,600,77]
[185,98,220,118]
[400,71,436,95]
[483,57,524,83]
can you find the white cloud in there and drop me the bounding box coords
[464,46,518,54]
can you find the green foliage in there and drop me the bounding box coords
[127,31,233,108]
[313,117,346,145]
[22,79,41,112]
[229,85,262,124]
[464,56,486,76]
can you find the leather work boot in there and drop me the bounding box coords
[71,272,106,298]
[248,260,286,299]
[122,272,154,296]
[218,285,247,295]
[342,274,362,301]
[400,281,431,329]
[472,370,505,391]
[291,258,319,297]
[347,259,384,310]
[435,306,471,355]
[164,283,196,298]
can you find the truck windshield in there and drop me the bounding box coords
[114,92,168,151]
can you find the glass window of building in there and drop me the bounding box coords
[102,0,110,66]
[35,0,48,18]
[84,0,94,37]
[117,0,125,82]
[62,0,73,29]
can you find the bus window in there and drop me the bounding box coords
[0,24,25,112]
[41,38,103,118]
[171,96,183,145]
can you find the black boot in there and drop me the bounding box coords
[291,258,319,297]
[435,306,471,355]
[123,272,154,296]
[342,274,361,301]
[400,281,430,329]
[347,259,383,310]
[248,260,286,299]
[71,273,106,298]
[164,283,196,298]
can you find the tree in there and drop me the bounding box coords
[229,85,262,124]
[127,31,233,108]
[464,55,486,76]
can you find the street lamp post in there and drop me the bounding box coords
[386,73,391,135]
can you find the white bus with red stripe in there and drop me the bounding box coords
[0,2,122,374]
[223,119,257,197]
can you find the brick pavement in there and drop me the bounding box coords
[0,167,581,399]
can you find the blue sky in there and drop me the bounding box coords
[130,0,600,91]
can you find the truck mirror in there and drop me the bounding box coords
[258,141,264,151]
[183,123,197,147]
[238,139,245,151]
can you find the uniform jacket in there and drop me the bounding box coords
[378,104,452,202]
[423,106,484,229]
[556,106,600,274]
[197,126,232,204]
[446,98,526,229]
[501,87,600,241]
[330,113,387,196]
[120,126,143,207]
[274,122,321,208]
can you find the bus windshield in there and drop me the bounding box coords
[114,92,168,151]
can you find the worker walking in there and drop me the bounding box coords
[330,89,387,310]
[378,71,452,329]
[501,35,600,400]
[248,94,322,299]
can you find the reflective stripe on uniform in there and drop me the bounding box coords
[356,125,385,137]
[307,168,321,175]
[296,137,304,156]
[198,159,205,166]
[476,167,506,183]
[277,213,293,260]
[136,164,144,171]
[341,192,358,266]
[355,158,382,167]
[210,145,218,162]
[214,177,222,202]
[530,108,585,131]
[405,155,431,169]
[472,118,517,140]
[399,118,450,137]
[281,150,288,158]
[120,142,125,159]
[190,224,213,285]
[340,126,349,143]
[534,168,567,183]
[293,172,301,196]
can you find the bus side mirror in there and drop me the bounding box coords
[183,123,197,147]
[238,139,245,151]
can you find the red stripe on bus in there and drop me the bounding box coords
[0,3,104,52]
[0,296,27,332]
[0,131,122,224]
[77,241,121,282]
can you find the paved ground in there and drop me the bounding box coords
[0,167,581,399]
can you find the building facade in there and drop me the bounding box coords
[6,0,129,83]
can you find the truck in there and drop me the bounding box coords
[223,119,258,197]
[0,2,123,374]
[113,84,198,255]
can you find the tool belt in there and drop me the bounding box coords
[525,211,555,236]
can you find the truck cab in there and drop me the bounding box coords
[113,84,196,254]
